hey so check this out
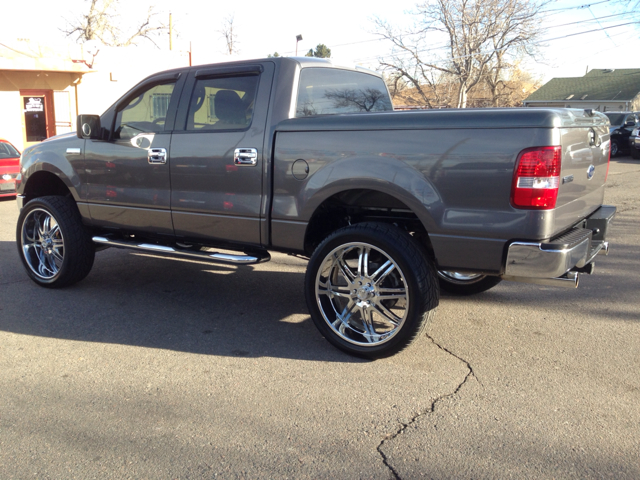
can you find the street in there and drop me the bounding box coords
[0,157,638,479]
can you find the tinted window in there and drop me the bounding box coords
[186,75,259,131]
[296,68,392,117]
[0,142,20,158]
[114,82,176,140]
[604,113,625,125]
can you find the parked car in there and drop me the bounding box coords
[0,139,20,198]
[604,111,639,156]
[629,126,640,159]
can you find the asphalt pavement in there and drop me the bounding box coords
[0,157,638,479]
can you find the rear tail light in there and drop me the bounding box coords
[511,146,562,210]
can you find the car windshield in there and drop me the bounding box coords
[604,113,625,125]
[0,142,20,158]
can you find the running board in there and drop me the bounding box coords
[92,236,270,265]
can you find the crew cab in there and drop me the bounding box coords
[15,57,616,357]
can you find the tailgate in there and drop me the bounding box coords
[553,109,610,233]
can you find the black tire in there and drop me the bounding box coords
[305,222,439,358]
[16,196,95,288]
[611,140,619,157]
[437,271,502,295]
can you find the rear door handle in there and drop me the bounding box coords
[234,148,258,166]
[148,148,167,164]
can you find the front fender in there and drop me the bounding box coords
[19,135,85,202]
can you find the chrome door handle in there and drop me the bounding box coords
[148,148,167,164]
[234,148,258,166]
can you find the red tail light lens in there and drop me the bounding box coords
[511,146,562,210]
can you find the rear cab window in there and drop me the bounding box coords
[295,68,393,117]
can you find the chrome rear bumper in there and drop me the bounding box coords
[501,205,616,287]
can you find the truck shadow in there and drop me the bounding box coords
[0,243,364,363]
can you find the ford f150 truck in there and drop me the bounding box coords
[15,57,616,358]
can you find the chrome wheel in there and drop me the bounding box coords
[21,208,65,280]
[437,269,502,295]
[315,242,409,347]
[17,196,95,288]
[437,270,485,284]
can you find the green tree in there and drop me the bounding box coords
[305,44,331,58]
[267,52,280,57]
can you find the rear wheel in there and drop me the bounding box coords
[17,196,95,288]
[437,271,502,295]
[305,223,439,358]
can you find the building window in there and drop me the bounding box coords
[152,93,172,119]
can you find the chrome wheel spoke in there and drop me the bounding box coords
[371,260,394,285]
[376,286,407,301]
[332,300,357,329]
[360,307,379,343]
[336,253,356,282]
[372,303,401,327]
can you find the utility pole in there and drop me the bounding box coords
[169,13,173,50]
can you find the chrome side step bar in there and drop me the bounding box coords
[92,236,270,265]
[501,271,579,288]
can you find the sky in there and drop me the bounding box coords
[2,0,640,83]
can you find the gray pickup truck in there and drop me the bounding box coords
[15,57,615,357]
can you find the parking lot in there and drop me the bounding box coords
[1,157,638,479]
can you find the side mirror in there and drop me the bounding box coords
[77,114,102,139]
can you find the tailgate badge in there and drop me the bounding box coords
[586,165,595,180]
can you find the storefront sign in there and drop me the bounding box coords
[24,97,44,113]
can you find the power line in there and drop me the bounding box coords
[353,20,639,64]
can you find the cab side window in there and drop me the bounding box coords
[186,75,259,131]
[114,82,176,140]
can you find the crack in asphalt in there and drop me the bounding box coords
[376,333,478,479]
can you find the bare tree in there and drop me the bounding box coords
[219,14,239,55]
[375,0,546,108]
[324,88,392,112]
[63,0,168,47]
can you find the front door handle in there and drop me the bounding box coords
[148,148,167,164]
[234,148,258,166]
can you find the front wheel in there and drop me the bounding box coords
[611,140,619,157]
[305,223,439,358]
[437,271,502,295]
[17,196,95,288]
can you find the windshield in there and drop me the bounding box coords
[604,113,625,126]
[0,142,20,158]
[296,68,393,117]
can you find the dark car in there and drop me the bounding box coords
[0,139,20,198]
[628,125,640,159]
[605,111,639,156]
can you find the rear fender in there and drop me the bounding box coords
[299,156,441,230]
